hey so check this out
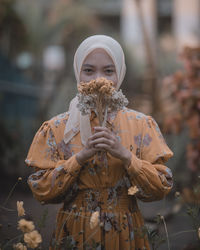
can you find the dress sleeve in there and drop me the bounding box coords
[126,116,173,202]
[25,121,81,204]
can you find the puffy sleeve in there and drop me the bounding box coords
[126,116,173,201]
[25,121,81,204]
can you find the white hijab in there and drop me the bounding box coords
[64,35,126,145]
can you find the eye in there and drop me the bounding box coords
[83,68,93,73]
[105,69,115,75]
[82,68,95,75]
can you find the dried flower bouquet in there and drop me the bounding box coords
[77,77,128,127]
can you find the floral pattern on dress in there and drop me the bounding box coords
[165,167,172,178]
[122,108,145,121]
[51,112,68,128]
[51,165,67,188]
[142,133,152,147]
[28,170,47,190]
[136,186,155,201]
[107,177,131,207]
[45,129,59,162]
[101,212,120,232]
[63,182,79,204]
[84,158,104,175]
[134,134,142,147]
[135,113,145,120]
[83,189,102,212]
[57,140,73,160]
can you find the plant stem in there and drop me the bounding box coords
[3,179,20,207]
[2,234,23,250]
[0,205,15,212]
[169,229,196,238]
[102,106,108,127]
[161,216,170,250]
[55,210,73,250]
[82,227,100,247]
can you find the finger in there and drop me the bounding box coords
[93,127,117,142]
[91,137,113,147]
[91,131,113,140]
[87,137,95,149]
[94,126,111,133]
[92,147,100,153]
[94,143,111,151]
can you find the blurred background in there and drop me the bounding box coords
[0,0,199,249]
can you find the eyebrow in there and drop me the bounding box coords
[82,64,115,68]
[104,64,115,68]
[82,64,94,68]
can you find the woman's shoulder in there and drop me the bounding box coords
[47,111,69,129]
[36,112,69,137]
[118,108,159,131]
[119,107,149,121]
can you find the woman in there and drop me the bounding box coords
[26,35,173,250]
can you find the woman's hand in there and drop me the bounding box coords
[92,127,131,166]
[76,134,99,165]
[76,127,131,166]
[76,126,132,166]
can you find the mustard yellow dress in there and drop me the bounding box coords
[26,108,173,250]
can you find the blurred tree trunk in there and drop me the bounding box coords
[134,0,158,117]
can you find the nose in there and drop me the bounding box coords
[95,72,103,79]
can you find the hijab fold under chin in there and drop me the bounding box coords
[64,35,126,146]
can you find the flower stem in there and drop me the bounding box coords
[2,234,23,250]
[102,106,108,127]
[0,205,15,212]
[3,179,20,207]
[161,216,170,250]
[169,229,196,238]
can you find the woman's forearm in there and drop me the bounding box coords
[27,155,81,203]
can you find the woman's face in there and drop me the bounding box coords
[80,48,118,87]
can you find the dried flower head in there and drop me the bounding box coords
[18,219,35,233]
[77,77,128,126]
[17,201,25,217]
[78,77,115,96]
[90,211,100,229]
[13,243,27,250]
[128,186,139,196]
[24,230,42,249]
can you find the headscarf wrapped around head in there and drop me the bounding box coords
[64,35,126,145]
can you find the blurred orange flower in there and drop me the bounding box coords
[17,201,25,217]
[24,230,42,249]
[13,242,27,250]
[18,219,35,233]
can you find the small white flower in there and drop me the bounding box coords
[128,186,139,195]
